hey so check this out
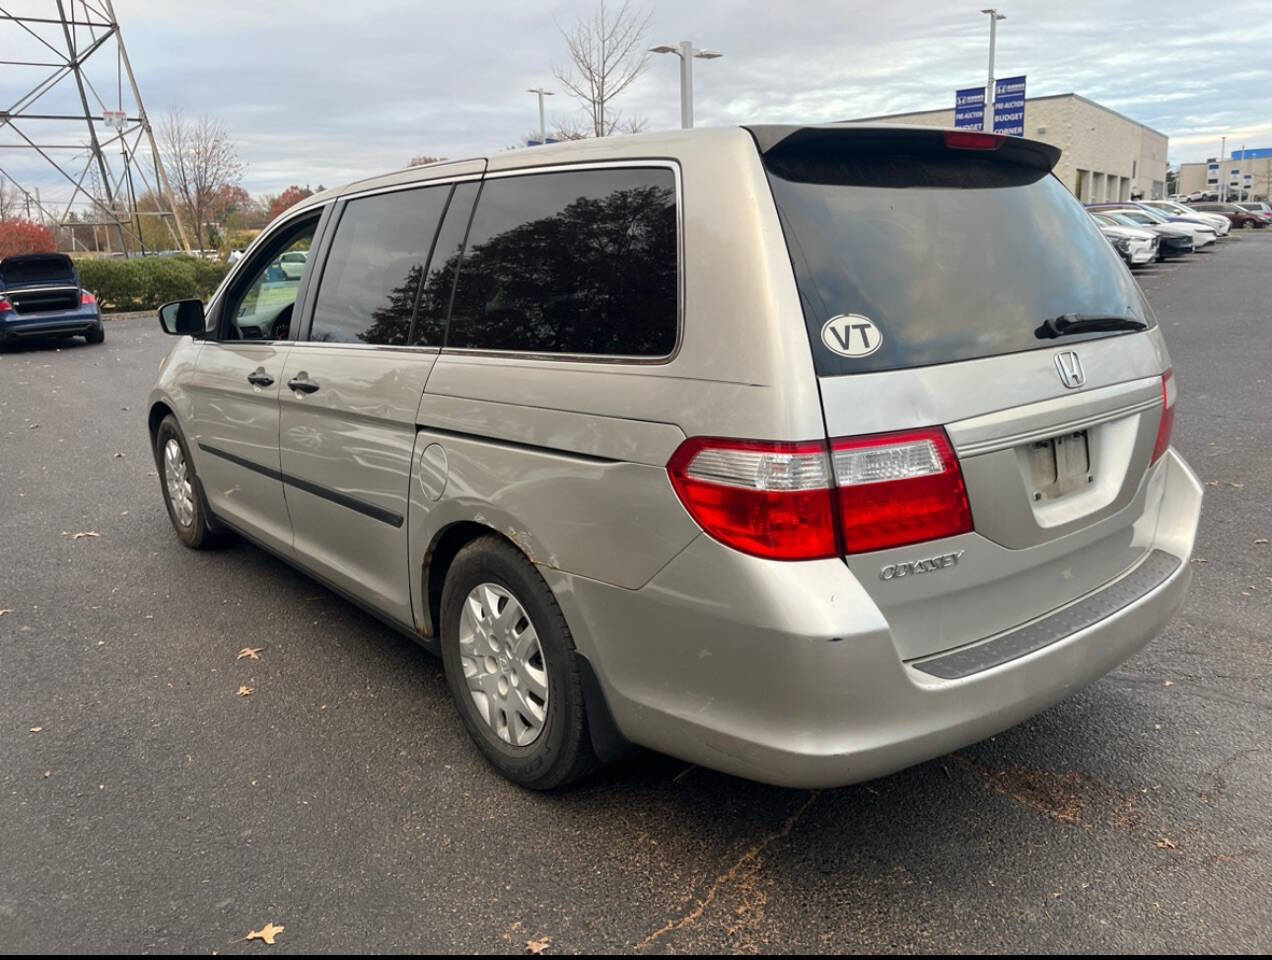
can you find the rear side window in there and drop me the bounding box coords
[446,167,677,357]
[310,184,450,346]
[763,135,1153,375]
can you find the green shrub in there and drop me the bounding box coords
[73,255,230,312]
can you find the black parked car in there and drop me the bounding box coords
[0,253,103,346]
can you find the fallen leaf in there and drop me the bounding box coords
[0,608,12,616]
[236,647,264,661]
[1255,538,1269,545]
[246,922,284,945]
[1163,680,1175,687]
[1156,837,1178,850]
[29,726,42,733]
[113,452,125,459]
[1228,482,1244,489]
[27,422,39,430]
[65,531,100,540]
[526,936,551,955]
[42,771,51,779]
[237,685,254,697]
[1205,480,1219,487]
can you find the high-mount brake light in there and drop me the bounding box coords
[943,130,1005,151]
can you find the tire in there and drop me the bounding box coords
[439,535,600,789]
[84,324,104,344]
[155,414,225,549]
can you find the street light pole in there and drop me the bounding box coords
[981,8,1006,132]
[1220,135,1227,201]
[650,41,723,129]
[527,87,553,144]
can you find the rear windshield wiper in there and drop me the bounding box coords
[1035,313,1147,340]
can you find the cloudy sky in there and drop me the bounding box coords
[3,0,1271,200]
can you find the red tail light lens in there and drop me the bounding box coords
[944,130,1004,151]
[81,290,97,306]
[667,428,974,560]
[0,297,11,313]
[667,438,837,560]
[832,428,972,553]
[1151,369,1176,463]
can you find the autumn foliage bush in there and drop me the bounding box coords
[0,220,56,259]
[74,256,229,312]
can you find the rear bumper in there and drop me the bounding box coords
[1,307,101,341]
[548,449,1201,788]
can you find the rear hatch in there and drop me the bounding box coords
[0,253,81,314]
[754,125,1172,661]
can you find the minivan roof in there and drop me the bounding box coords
[282,123,1065,221]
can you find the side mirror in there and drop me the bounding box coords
[158,299,205,336]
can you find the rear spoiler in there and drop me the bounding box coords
[746,123,1062,174]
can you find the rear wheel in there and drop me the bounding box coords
[155,415,224,549]
[440,535,599,789]
[84,324,104,344]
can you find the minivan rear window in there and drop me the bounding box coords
[446,167,677,357]
[763,140,1153,375]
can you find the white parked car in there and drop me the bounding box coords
[278,250,308,280]
[1139,200,1231,237]
[1103,207,1216,248]
[1090,214,1158,265]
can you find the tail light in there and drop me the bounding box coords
[667,427,973,560]
[1151,369,1176,463]
[667,438,837,560]
[81,290,97,306]
[832,429,973,553]
[0,297,11,313]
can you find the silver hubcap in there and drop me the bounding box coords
[459,582,548,746]
[163,438,195,527]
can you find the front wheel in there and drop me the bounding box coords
[155,415,225,549]
[440,535,600,789]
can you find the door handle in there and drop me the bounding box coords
[246,370,274,387]
[287,376,320,394]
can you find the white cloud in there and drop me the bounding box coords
[2,0,1270,198]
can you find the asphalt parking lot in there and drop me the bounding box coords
[2,233,1270,954]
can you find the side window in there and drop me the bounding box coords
[309,185,450,345]
[414,181,478,347]
[224,216,318,341]
[446,168,678,357]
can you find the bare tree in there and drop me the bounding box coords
[159,110,245,251]
[553,0,651,137]
[407,154,446,167]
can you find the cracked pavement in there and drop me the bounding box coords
[1,235,1269,953]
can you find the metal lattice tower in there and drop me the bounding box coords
[0,0,190,255]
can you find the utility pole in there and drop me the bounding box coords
[527,87,553,144]
[981,9,1006,130]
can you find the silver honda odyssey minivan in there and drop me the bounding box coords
[149,125,1202,789]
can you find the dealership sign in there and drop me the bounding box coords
[992,75,1027,136]
[1207,162,1219,184]
[954,86,986,130]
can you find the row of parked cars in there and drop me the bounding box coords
[1089,198,1269,267]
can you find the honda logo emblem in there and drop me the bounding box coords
[1054,351,1085,389]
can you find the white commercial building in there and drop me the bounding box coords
[851,93,1169,202]
[1177,149,1272,201]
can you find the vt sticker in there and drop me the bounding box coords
[821,314,882,358]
